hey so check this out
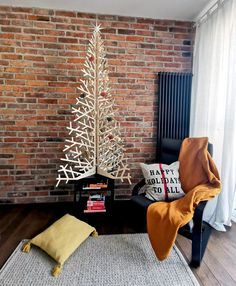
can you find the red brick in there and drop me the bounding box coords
[6,13,26,20]
[45,30,65,36]
[24,55,44,61]
[15,74,36,80]
[55,10,76,17]
[174,21,193,28]
[1,27,21,33]
[164,62,181,68]
[0,33,14,39]
[12,7,32,13]
[27,15,50,21]
[0,46,15,52]
[76,12,95,19]
[105,34,125,42]
[174,33,191,39]
[145,50,163,56]
[3,141,20,148]
[36,75,57,81]
[0,19,10,25]
[137,18,155,24]
[23,41,44,48]
[15,48,37,55]
[43,43,65,49]
[6,79,25,85]
[137,30,155,37]
[26,81,46,86]
[65,31,86,38]
[0,61,10,67]
[34,22,55,29]
[34,8,54,16]
[58,37,78,43]
[36,35,57,42]
[67,58,84,64]
[15,34,36,41]
[11,19,33,27]
[23,28,44,35]
[36,110,56,115]
[169,27,188,33]
[2,54,22,60]
[55,23,76,30]
[97,14,117,21]
[0,6,11,12]
[163,51,181,57]
[38,99,58,104]
[126,36,144,41]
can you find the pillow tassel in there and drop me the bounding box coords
[52,264,62,277]
[91,230,98,237]
[22,241,31,253]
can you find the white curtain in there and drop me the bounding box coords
[190,0,236,231]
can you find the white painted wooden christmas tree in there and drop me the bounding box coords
[56,25,131,187]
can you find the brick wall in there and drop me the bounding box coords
[0,6,194,203]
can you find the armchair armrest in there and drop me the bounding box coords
[192,201,208,228]
[132,181,209,219]
[193,201,207,221]
[132,179,146,196]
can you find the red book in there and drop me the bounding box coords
[87,206,106,210]
[84,209,106,213]
[87,201,105,207]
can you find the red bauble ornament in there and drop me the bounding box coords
[108,134,114,140]
[100,91,107,97]
[89,55,94,62]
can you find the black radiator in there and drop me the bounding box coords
[157,72,192,160]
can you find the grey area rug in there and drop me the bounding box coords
[0,233,199,286]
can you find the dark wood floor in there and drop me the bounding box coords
[0,201,236,286]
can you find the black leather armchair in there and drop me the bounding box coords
[130,138,213,267]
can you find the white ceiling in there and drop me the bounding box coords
[0,0,213,21]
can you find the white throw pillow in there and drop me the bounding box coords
[140,161,185,201]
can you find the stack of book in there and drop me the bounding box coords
[84,194,106,213]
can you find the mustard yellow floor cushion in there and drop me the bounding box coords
[22,214,98,277]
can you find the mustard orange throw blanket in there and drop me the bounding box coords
[147,137,221,261]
